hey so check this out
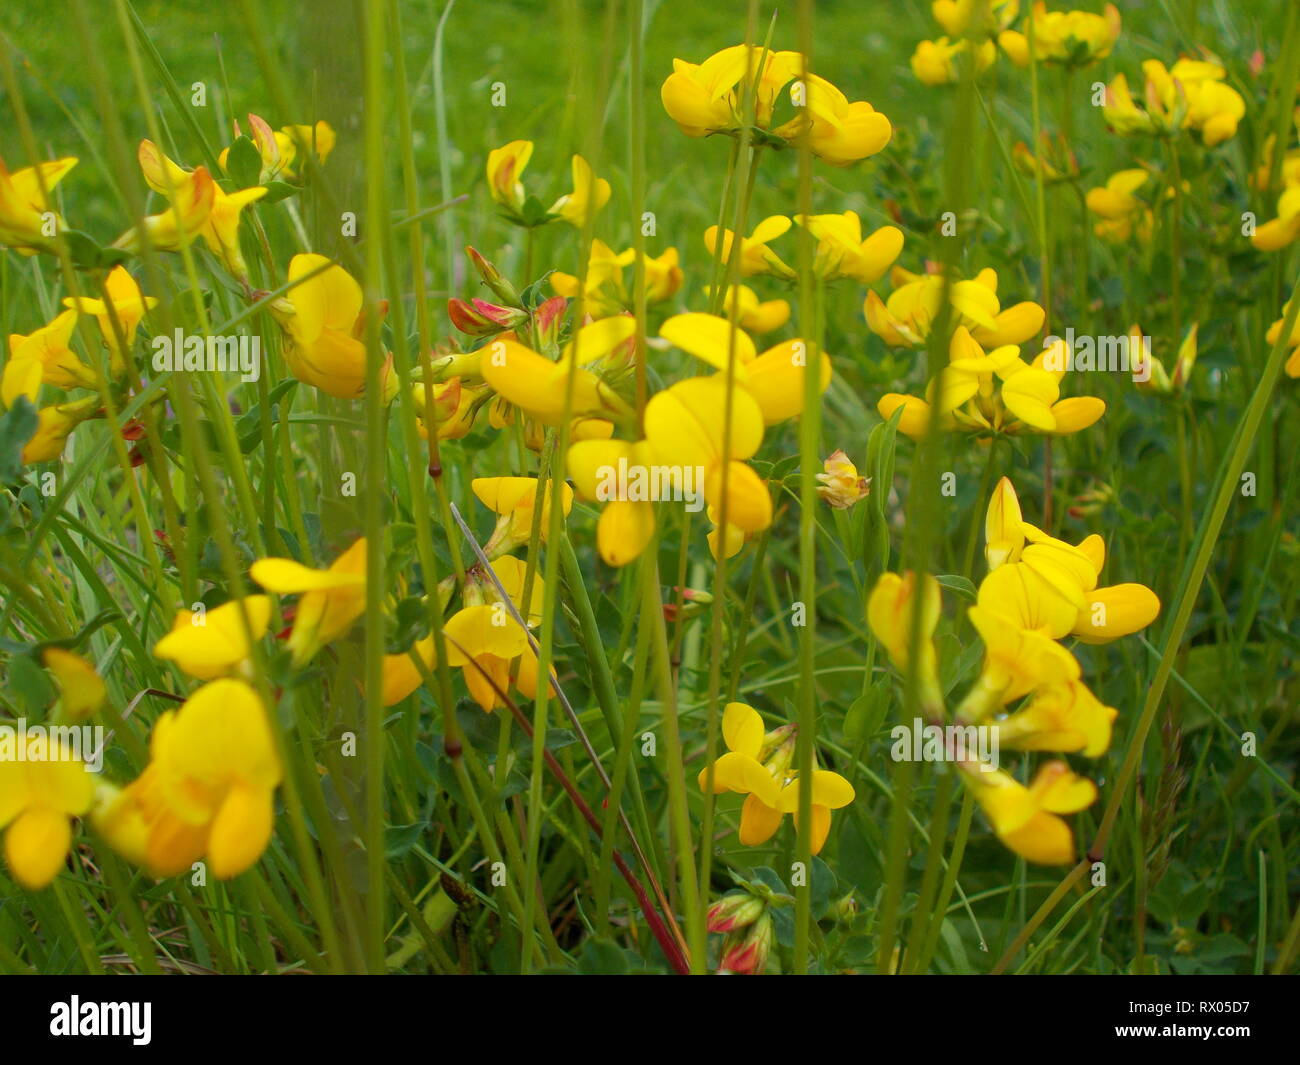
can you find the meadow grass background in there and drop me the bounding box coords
[0,0,1296,973]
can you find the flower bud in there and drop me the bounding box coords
[706,892,765,934]
[816,449,871,509]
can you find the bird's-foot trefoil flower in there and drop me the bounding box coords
[250,539,368,666]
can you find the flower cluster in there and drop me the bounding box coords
[868,478,1160,864]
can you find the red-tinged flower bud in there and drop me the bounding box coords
[448,297,528,336]
[719,913,773,974]
[533,295,568,347]
[121,420,147,441]
[707,893,765,934]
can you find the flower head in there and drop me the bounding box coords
[0,155,77,255]
[95,678,281,879]
[251,539,367,666]
[270,254,397,401]
[0,733,94,888]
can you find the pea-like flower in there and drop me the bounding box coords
[816,449,870,509]
[911,37,997,86]
[94,678,282,879]
[269,254,397,401]
[959,760,1096,865]
[62,265,158,377]
[696,702,854,854]
[251,538,367,666]
[865,266,1044,349]
[793,211,904,283]
[153,596,273,679]
[0,733,94,889]
[486,140,610,228]
[1103,57,1245,147]
[0,155,77,255]
[877,327,1105,439]
[1000,2,1121,69]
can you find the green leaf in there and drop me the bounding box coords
[935,574,977,601]
[225,135,263,190]
[384,821,425,858]
[576,937,629,974]
[0,397,38,483]
[844,682,891,744]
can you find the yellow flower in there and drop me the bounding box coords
[867,571,945,714]
[567,438,660,567]
[704,216,795,278]
[1085,168,1156,243]
[0,155,77,254]
[865,266,1044,348]
[1015,1,1122,67]
[479,316,637,426]
[793,211,904,282]
[707,284,790,334]
[138,140,267,279]
[996,679,1117,757]
[933,0,1020,38]
[965,602,1082,711]
[981,477,1161,646]
[644,374,772,533]
[17,396,101,464]
[473,475,576,557]
[217,114,334,184]
[486,139,533,214]
[552,242,683,317]
[878,327,1105,440]
[411,377,487,441]
[696,702,854,855]
[381,557,544,706]
[1104,58,1245,147]
[1252,186,1300,253]
[960,759,1096,864]
[911,37,998,86]
[0,733,94,889]
[816,449,870,509]
[270,254,397,401]
[441,604,540,712]
[251,539,367,666]
[1265,302,1300,378]
[94,678,281,879]
[118,163,216,253]
[279,121,337,174]
[41,648,106,721]
[659,311,831,426]
[661,45,802,138]
[153,596,273,680]
[62,266,158,376]
[771,74,893,167]
[6,310,97,393]
[550,154,611,228]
